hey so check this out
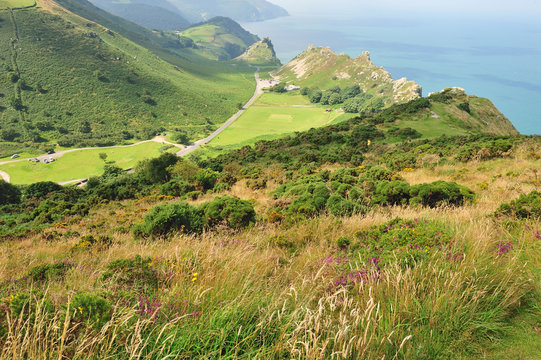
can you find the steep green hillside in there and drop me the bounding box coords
[88,0,190,30]
[0,1,256,156]
[179,17,259,60]
[275,46,422,108]
[235,37,281,66]
[167,0,288,23]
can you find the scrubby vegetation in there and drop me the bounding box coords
[0,121,539,358]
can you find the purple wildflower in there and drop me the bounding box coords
[497,241,513,257]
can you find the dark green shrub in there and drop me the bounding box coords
[10,293,53,320]
[336,236,351,249]
[374,181,411,205]
[457,102,471,114]
[133,202,204,238]
[326,195,358,217]
[196,168,219,191]
[27,261,75,282]
[0,180,21,205]
[385,152,417,171]
[409,181,475,207]
[494,191,541,219]
[313,183,331,210]
[24,181,62,199]
[200,196,256,229]
[71,292,112,329]
[289,193,318,216]
[160,179,194,197]
[136,153,179,184]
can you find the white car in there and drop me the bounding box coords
[11,154,19,159]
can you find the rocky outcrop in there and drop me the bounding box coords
[235,38,281,66]
[274,46,422,105]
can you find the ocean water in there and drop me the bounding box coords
[242,13,541,134]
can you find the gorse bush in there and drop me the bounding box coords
[23,181,62,199]
[409,181,475,207]
[200,195,256,229]
[27,261,75,282]
[70,293,112,329]
[495,191,541,219]
[0,180,21,205]
[133,202,204,238]
[134,196,256,238]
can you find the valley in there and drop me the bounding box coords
[0,1,539,359]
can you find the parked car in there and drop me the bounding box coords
[10,154,19,159]
[47,150,55,155]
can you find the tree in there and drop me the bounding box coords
[0,180,21,205]
[308,89,322,103]
[79,121,91,134]
[99,153,108,162]
[24,181,62,199]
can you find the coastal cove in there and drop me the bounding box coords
[243,12,541,134]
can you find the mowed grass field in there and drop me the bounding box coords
[0,141,172,184]
[0,0,34,8]
[200,92,351,157]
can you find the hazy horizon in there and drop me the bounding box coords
[270,0,541,18]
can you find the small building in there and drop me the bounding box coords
[284,85,301,92]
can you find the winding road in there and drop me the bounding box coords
[0,68,268,184]
[177,67,268,156]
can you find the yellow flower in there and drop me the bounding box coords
[193,273,198,276]
[78,306,83,315]
[191,278,197,282]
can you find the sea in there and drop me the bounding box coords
[242,11,541,134]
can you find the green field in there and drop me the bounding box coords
[0,0,34,8]
[0,141,172,184]
[198,92,351,158]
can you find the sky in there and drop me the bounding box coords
[270,0,541,18]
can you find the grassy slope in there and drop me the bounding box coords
[0,0,34,8]
[179,17,259,60]
[0,1,256,154]
[1,141,173,184]
[196,92,352,158]
[0,139,539,358]
[382,90,518,138]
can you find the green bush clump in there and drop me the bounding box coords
[70,293,112,329]
[326,194,359,217]
[24,181,62,199]
[353,218,453,267]
[135,153,179,184]
[374,181,411,206]
[27,261,75,282]
[200,196,256,229]
[9,293,53,320]
[196,168,220,191]
[0,180,21,205]
[494,191,541,219]
[133,202,204,238]
[409,181,475,207]
[159,179,194,197]
[101,255,159,292]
